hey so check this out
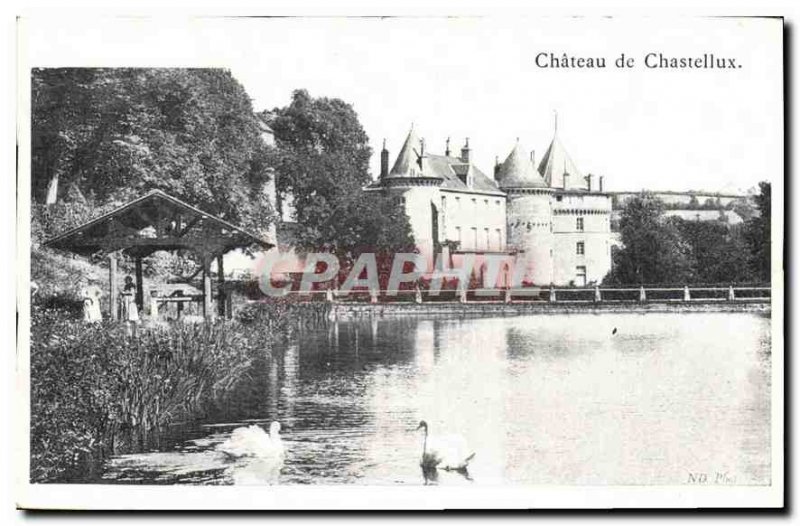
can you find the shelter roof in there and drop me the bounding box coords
[44,189,273,258]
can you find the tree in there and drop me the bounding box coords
[731,198,756,221]
[268,89,413,260]
[604,193,694,284]
[744,181,771,282]
[32,68,275,236]
[676,219,753,283]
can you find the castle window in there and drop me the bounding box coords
[576,241,585,255]
[455,227,462,247]
[471,227,478,250]
[495,228,502,250]
[556,195,563,202]
[576,217,584,231]
[484,228,490,250]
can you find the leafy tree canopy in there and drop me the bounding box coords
[267,89,413,259]
[32,68,275,235]
[604,193,695,285]
[744,181,771,281]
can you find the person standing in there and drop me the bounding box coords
[120,276,140,330]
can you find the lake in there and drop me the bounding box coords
[99,311,772,486]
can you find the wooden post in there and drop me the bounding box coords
[216,255,226,318]
[135,257,144,311]
[109,252,118,320]
[202,256,214,321]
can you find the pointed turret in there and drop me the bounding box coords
[496,140,548,189]
[389,125,435,177]
[538,114,583,189]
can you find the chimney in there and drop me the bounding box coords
[445,137,451,157]
[460,138,470,163]
[380,138,389,179]
[599,175,605,192]
[586,174,594,192]
[415,137,427,171]
[530,150,535,167]
[494,156,500,178]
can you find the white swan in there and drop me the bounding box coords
[416,420,475,471]
[218,422,284,460]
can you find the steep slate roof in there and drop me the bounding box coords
[381,128,502,194]
[537,132,584,189]
[388,127,436,177]
[495,141,548,189]
[426,154,503,194]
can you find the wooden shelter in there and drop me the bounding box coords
[44,189,272,320]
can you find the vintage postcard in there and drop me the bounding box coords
[15,16,783,509]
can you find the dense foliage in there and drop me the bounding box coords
[28,300,305,482]
[267,89,414,259]
[605,194,694,284]
[31,68,275,238]
[604,183,771,285]
[745,181,772,281]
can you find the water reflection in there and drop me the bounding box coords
[100,312,772,487]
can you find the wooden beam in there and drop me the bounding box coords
[177,215,202,237]
[109,252,118,320]
[202,256,214,321]
[135,257,144,311]
[216,255,226,318]
[69,236,199,248]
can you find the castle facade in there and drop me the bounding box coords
[365,125,613,287]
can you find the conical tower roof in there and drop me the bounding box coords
[537,132,583,189]
[496,141,548,189]
[389,126,436,178]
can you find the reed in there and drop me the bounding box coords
[29,303,261,482]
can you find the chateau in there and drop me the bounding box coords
[365,125,613,287]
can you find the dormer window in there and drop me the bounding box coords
[453,164,470,186]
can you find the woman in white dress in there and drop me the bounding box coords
[80,283,103,322]
[120,276,140,324]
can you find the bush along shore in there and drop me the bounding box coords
[29,295,322,483]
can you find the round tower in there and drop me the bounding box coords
[379,126,443,264]
[496,141,554,285]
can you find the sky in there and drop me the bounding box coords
[20,16,783,193]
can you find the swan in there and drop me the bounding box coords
[218,422,284,460]
[416,420,475,472]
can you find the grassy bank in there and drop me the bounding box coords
[29,296,315,483]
